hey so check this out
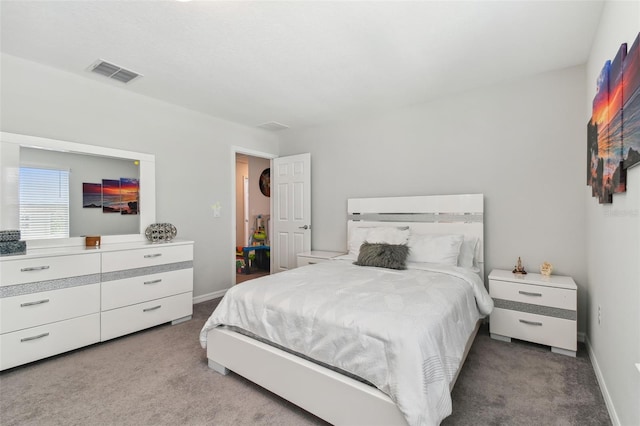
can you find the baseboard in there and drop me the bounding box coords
[585,335,621,426]
[193,288,228,304]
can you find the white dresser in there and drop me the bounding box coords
[296,250,345,268]
[0,240,193,370]
[488,269,577,357]
[100,243,193,341]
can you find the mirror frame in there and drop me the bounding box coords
[1,131,156,248]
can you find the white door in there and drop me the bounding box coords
[272,153,311,273]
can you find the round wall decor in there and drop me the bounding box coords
[259,168,270,197]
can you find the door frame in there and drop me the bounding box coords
[230,146,277,285]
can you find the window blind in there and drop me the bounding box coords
[19,167,70,240]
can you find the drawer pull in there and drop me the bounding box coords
[20,266,50,272]
[20,299,50,307]
[519,291,542,297]
[144,279,162,285]
[143,305,162,312]
[21,332,50,342]
[308,262,317,265]
[519,319,543,326]
[144,253,162,259]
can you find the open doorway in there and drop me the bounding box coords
[235,153,272,283]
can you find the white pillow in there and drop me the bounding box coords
[348,226,410,258]
[407,234,464,266]
[458,237,479,269]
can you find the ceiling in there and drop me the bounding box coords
[0,1,604,131]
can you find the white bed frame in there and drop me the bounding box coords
[206,194,484,425]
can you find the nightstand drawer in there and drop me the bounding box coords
[489,279,576,310]
[491,308,576,351]
[296,251,345,268]
[297,256,331,267]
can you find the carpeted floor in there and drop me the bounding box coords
[236,270,270,284]
[0,298,611,426]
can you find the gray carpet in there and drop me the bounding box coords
[0,298,611,426]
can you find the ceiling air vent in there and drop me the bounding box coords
[258,121,290,131]
[88,59,142,84]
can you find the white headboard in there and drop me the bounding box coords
[347,194,484,277]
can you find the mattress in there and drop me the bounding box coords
[200,260,493,426]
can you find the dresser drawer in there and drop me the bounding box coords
[101,268,193,311]
[101,243,193,273]
[0,253,100,286]
[100,292,193,341]
[0,313,100,370]
[489,279,576,310]
[490,308,576,351]
[0,284,100,334]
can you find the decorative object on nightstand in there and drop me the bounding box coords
[488,269,577,357]
[512,256,527,274]
[296,251,345,268]
[540,261,553,276]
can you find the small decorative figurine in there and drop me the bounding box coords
[512,257,527,274]
[540,261,553,277]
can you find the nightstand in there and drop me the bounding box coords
[296,251,345,268]
[488,269,577,357]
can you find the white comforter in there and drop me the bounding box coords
[200,261,493,426]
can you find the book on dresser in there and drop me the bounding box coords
[0,240,194,370]
[488,269,577,357]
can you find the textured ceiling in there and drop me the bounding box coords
[0,1,604,130]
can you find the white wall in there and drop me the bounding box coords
[0,53,279,299]
[585,1,640,425]
[279,65,588,331]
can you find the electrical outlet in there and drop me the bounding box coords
[211,202,221,218]
[598,305,601,325]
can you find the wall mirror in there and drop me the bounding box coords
[0,132,156,248]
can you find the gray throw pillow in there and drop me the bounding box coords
[354,242,410,270]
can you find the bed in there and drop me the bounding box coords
[200,194,493,426]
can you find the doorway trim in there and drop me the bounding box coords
[231,146,277,285]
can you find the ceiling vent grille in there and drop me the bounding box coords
[258,121,290,131]
[88,59,142,84]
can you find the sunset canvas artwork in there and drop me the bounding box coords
[120,178,139,215]
[588,59,612,203]
[622,33,640,170]
[82,182,102,208]
[588,33,640,204]
[102,179,121,213]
